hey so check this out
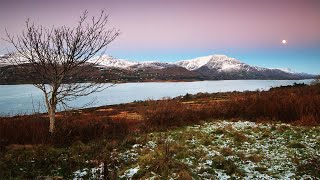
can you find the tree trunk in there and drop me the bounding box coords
[44,86,58,135]
[48,106,56,135]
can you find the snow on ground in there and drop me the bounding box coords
[119,166,140,179]
[74,120,320,179]
[118,120,319,179]
[73,163,104,179]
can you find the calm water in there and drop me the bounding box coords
[0,80,313,115]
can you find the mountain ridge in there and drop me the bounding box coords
[90,54,313,76]
[0,54,316,84]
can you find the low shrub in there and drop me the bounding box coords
[139,99,204,130]
[0,114,129,146]
[217,84,320,124]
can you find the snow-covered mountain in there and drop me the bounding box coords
[89,55,176,70]
[0,53,29,67]
[273,68,297,74]
[92,54,311,74]
[174,55,317,79]
[176,55,248,72]
[0,54,14,67]
[89,55,138,69]
[271,68,310,76]
[0,53,316,83]
[86,54,315,80]
[91,54,248,72]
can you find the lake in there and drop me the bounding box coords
[0,79,313,115]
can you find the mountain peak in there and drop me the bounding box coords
[175,54,243,71]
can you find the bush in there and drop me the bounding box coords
[218,85,320,124]
[0,115,49,145]
[139,99,206,130]
[0,114,129,146]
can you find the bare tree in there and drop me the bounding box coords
[4,10,120,134]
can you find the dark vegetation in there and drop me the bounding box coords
[143,83,320,129]
[0,115,129,147]
[0,64,209,84]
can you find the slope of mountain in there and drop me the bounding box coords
[0,54,14,67]
[175,55,243,71]
[90,54,315,80]
[0,54,316,84]
[90,55,138,69]
[89,55,176,70]
[0,53,30,67]
[173,55,315,80]
[93,55,313,77]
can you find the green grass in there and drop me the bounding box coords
[1,120,319,179]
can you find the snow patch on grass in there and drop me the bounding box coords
[73,120,320,179]
[116,120,319,179]
[73,163,104,179]
[120,166,140,179]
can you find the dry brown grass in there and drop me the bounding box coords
[139,99,207,130]
[221,84,320,124]
[110,111,143,121]
[0,114,129,146]
[139,84,320,131]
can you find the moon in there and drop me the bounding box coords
[282,40,287,44]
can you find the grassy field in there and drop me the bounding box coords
[0,83,320,179]
[1,120,319,179]
[116,120,320,179]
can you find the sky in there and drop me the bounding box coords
[0,0,319,74]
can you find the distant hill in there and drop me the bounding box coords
[0,54,316,84]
